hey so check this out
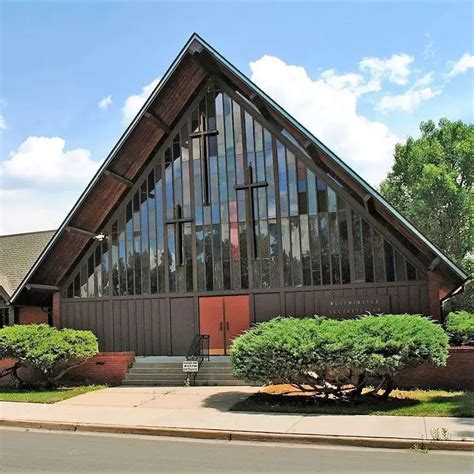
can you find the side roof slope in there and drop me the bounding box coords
[0,230,55,301]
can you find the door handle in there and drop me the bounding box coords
[226,321,230,331]
[219,321,223,331]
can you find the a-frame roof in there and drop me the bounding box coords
[12,33,468,304]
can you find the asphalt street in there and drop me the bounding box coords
[0,428,472,473]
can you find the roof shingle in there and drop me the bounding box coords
[0,230,55,299]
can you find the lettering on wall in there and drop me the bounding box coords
[320,295,391,317]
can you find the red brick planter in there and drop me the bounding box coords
[0,352,135,387]
[395,346,474,390]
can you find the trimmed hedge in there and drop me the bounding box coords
[445,311,474,346]
[0,324,98,387]
[231,315,449,398]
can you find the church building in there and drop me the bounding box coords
[10,35,468,356]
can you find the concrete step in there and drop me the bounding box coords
[132,362,232,369]
[128,368,235,375]
[122,379,245,387]
[123,358,242,387]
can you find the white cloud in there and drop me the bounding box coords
[0,115,6,130]
[447,53,474,78]
[250,55,399,185]
[121,77,160,124]
[2,136,98,187]
[1,136,101,234]
[378,87,440,113]
[360,53,414,86]
[0,188,75,234]
[98,95,112,110]
[414,72,434,87]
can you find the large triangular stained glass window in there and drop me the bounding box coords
[65,83,424,299]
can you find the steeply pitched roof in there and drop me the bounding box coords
[0,230,55,300]
[11,33,468,303]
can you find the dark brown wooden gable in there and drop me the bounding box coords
[24,54,208,290]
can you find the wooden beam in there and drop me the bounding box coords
[104,169,133,187]
[65,226,96,239]
[25,283,59,292]
[144,111,171,134]
[429,257,441,271]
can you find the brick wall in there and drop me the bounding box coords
[395,346,474,390]
[0,352,135,387]
[18,306,48,325]
[52,292,61,328]
[62,352,135,385]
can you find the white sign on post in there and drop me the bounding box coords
[182,360,199,372]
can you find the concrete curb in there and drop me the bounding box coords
[1,419,472,451]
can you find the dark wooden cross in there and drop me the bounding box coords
[165,204,192,266]
[235,165,268,257]
[190,112,218,205]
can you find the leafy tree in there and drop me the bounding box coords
[380,118,473,311]
[380,118,473,262]
[445,311,474,345]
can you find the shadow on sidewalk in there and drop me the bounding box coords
[201,390,258,412]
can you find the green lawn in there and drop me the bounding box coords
[0,385,106,404]
[231,389,474,417]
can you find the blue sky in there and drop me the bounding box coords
[1,1,473,234]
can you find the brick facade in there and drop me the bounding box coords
[17,306,48,325]
[395,346,474,390]
[52,292,61,328]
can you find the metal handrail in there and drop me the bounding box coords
[186,334,210,362]
[184,334,210,386]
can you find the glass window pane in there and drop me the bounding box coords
[309,215,321,285]
[317,178,328,213]
[140,181,149,294]
[319,214,331,285]
[395,250,406,281]
[287,151,298,216]
[339,210,350,284]
[133,192,142,294]
[328,187,337,213]
[281,217,291,286]
[126,201,134,295]
[167,224,176,292]
[74,274,81,298]
[95,245,102,298]
[407,261,417,280]
[373,230,385,282]
[329,212,341,284]
[384,240,395,282]
[101,240,109,296]
[361,219,374,283]
[87,255,95,297]
[352,211,365,282]
[277,141,288,217]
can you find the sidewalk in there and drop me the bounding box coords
[1,386,472,450]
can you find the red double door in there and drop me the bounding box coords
[199,295,250,355]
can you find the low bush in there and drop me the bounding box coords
[0,324,98,388]
[445,311,474,345]
[231,315,449,400]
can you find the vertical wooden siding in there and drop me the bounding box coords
[61,296,195,356]
[61,281,429,356]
